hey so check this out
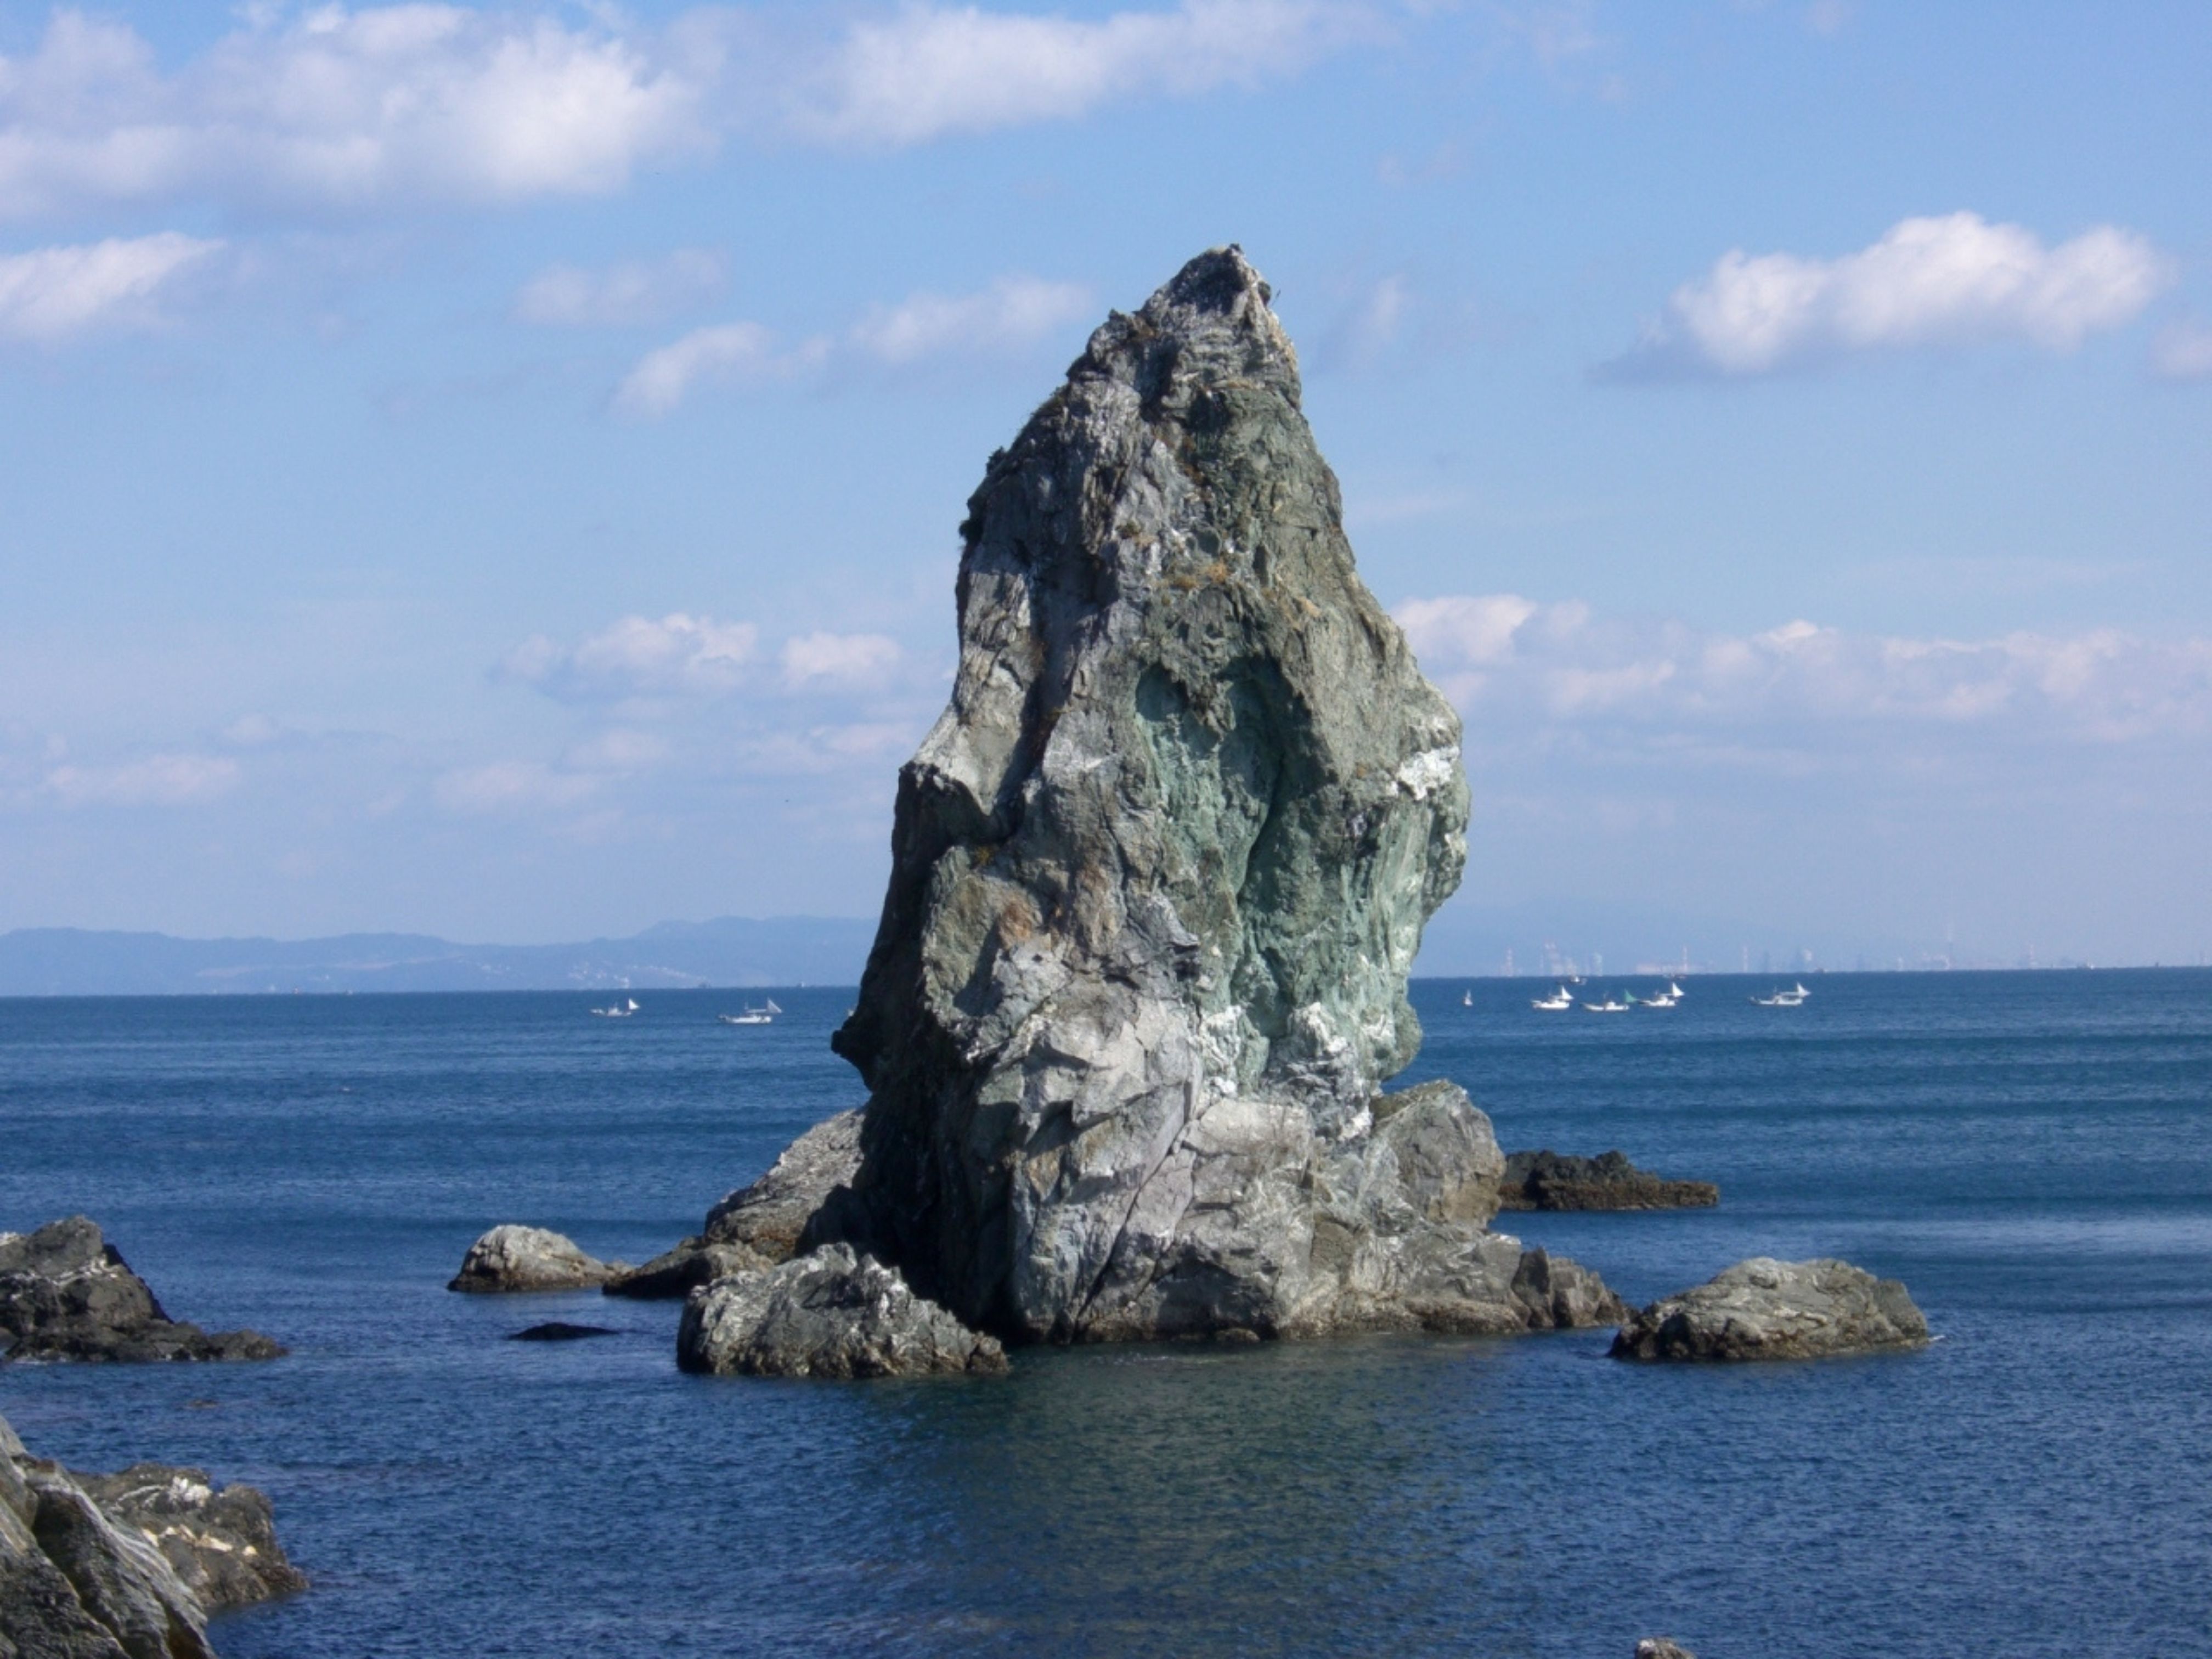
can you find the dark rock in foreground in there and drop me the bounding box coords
[447,1226,623,1293]
[1,1218,284,1364]
[812,246,1619,1346]
[2,1409,302,1658]
[604,1111,861,1300]
[676,1245,1008,1379]
[1611,1257,1929,1362]
[1498,1149,1718,1212]
[509,1322,617,1341]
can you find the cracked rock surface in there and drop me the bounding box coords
[1610,1257,1929,1362]
[0,1218,283,1364]
[1498,1149,1719,1212]
[447,1226,622,1293]
[817,246,1617,1344]
[676,1245,1007,1379]
[2,1410,302,1659]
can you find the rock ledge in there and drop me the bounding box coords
[448,1226,622,1293]
[1,1217,284,1364]
[1611,1256,1929,1362]
[1498,1149,1718,1211]
[676,1245,1008,1379]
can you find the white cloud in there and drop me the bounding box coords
[1613,212,2172,377]
[0,7,709,218]
[0,232,221,342]
[788,0,1381,146]
[1398,594,2212,744]
[505,613,759,699]
[611,321,820,417]
[514,249,725,327]
[780,631,902,687]
[848,275,1092,365]
[44,752,240,806]
[616,272,1092,415]
[2151,319,2212,381]
[433,760,600,814]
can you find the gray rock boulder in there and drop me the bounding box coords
[822,245,1616,1345]
[605,1110,862,1300]
[2,1410,301,1659]
[676,1245,1008,1379]
[1611,1257,1930,1362]
[447,1226,621,1293]
[1498,1149,1718,1211]
[1636,1641,1697,1659]
[0,1218,284,1364]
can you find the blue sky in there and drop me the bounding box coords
[0,0,2206,968]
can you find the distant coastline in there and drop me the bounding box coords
[1,919,2202,999]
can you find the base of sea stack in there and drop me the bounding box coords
[676,1246,1009,1379]
[1610,1257,1929,1362]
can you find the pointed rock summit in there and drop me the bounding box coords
[804,246,1620,1346]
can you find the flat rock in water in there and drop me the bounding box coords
[509,1322,618,1341]
[604,1110,861,1300]
[1611,1257,1930,1362]
[0,1217,284,1364]
[448,1226,622,1293]
[2,1409,302,1659]
[816,246,1618,1345]
[676,1245,1008,1379]
[1498,1149,1718,1211]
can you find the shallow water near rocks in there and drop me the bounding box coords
[2,970,2208,1658]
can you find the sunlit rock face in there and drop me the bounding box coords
[830,248,1607,1344]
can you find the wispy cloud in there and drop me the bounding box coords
[1608,212,2172,379]
[614,271,1093,416]
[514,249,726,327]
[433,760,601,815]
[0,232,222,342]
[780,631,902,687]
[2151,319,2212,382]
[785,0,1383,146]
[44,752,240,806]
[503,614,759,701]
[1398,594,2212,745]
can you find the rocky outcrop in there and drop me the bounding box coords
[1498,1150,1719,1211]
[447,1226,622,1293]
[1,1410,301,1659]
[1611,1257,1930,1362]
[1635,1641,1697,1659]
[604,1111,861,1300]
[814,246,1617,1346]
[0,1218,284,1364]
[676,1245,1008,1379]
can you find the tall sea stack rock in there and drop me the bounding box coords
[822,247,1620,1345]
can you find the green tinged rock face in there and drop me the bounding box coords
[833,247,1477,1341]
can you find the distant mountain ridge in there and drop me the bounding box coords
[0,918,881,996]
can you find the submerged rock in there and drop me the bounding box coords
[676,1245,1008,1379]
[447,1226,622,1293]
[1611,1257,1929,1362]
[508,1322,617,1341]
[818,246,1617,1345]
[1498,1149,1719,1212]
[1,1410,301,1659]
[0,1218,284,1364]
[604,1110,862,1300]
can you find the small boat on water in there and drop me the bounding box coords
[590,997,640,1019]
[1640,989,1679,1008]
[1462,989,1474,1007]
[1581,996,1631,1013]
[1751,983,1810,1008]
[1531,986,1573,1011]
[719,998,784,1026]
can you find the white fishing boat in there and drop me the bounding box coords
[718,998,783,1026]
[1751,985,1807,1007]
[1581,996,1630,1013]
[590,997,640,1018]
[1641,989,1679,1008]
[1531,986,1573,1011]
[1462,989,1474,1007]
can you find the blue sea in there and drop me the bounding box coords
[3,971,2208,1658]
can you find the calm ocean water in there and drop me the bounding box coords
[2,970,2208,1658]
